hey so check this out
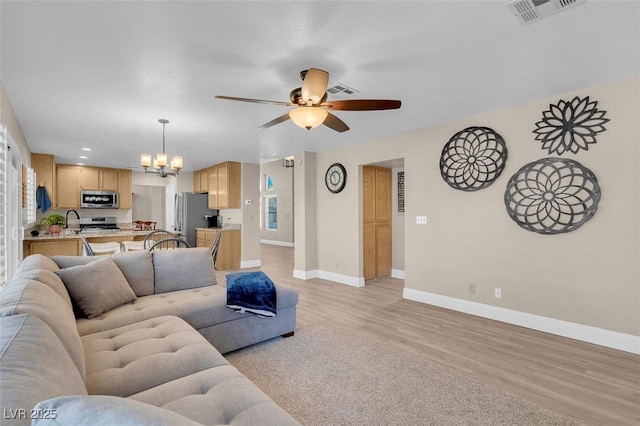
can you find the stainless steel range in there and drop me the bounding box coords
[79,217,120,232]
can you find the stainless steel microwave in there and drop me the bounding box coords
[80,190,119,209]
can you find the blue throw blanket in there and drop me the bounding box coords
[226,271,277,318]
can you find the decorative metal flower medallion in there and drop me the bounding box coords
[533,96,609,155]
[439,126,508,191]
[504,157,601,235]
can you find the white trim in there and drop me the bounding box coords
[403,288,640,355]
[293,269,365,287]
[240,259,261,268]
[260,239,294,247]
[391,269,405,279]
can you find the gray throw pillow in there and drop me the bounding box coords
[153,248,216,294]
[56,258,137,318]
[112,250,154,296]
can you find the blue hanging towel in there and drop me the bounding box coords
[36,185,52,213]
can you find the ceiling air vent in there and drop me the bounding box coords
[327,83,359,96]
[506,0,585,25]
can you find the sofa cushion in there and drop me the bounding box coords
[33,396,201,426]
[112,250,155,296]
[55,257,137,319]
[130,366,301,425]
[0,314,88,426]
[13,269,73,309]
[75,284,299,336]
[53,251,155,297]
[16,253,60,274]
[51,255,97,269]
[153,248,216,294]
[0,278,86,380]
[82,315,229,397]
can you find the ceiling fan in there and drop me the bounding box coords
[215,68,401,132]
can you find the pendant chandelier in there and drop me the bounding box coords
[140,119,183,177]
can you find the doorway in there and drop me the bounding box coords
[363,165,392,280]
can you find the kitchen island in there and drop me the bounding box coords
[22,229,165,257]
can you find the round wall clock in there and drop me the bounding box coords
[325,163,347,193]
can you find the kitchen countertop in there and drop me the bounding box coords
[23,229,169,241]
[195,225,241,232]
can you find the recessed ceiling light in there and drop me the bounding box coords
[81,147,92,151]
[76,162,85,166]
[79,155,88,159]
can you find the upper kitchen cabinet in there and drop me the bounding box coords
[56,164,133,209]
[56,165,81,209]
[117,169,132,209]
[208,161,241,209]
[31,153,56,209]
[100,168,119,191]
[193,168,211,194]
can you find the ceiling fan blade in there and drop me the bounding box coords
[322,99,401,111]
[215,95,292,107]
[301,68,329,105]
[323,112,350,133]
[259,113,291,129]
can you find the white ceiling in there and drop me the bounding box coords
[2,1,638,172]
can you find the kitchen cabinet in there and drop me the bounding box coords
[23,239,82,257]
[100,168,119,191]
[195,229,241,270]
[55,164,133,209]
[193,168,211,194]
[117,169,132,209]
[31,153,56,209]
[56,165,81,209]
[208,161,241,209]
[80,167,100,190]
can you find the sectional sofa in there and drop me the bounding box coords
[0,248,300,425]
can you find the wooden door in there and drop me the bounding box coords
[363,165,392,280]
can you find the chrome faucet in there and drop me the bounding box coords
[64,209,80,229]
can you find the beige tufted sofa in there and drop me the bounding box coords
[0,249,299,425]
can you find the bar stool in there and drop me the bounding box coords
[122,240,145,252]
[81,236,121,256]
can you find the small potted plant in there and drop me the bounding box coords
[41,213,66,235]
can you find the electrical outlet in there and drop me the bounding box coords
[468,283,475,294]
[494,287,502,299]
[416,215,427,225]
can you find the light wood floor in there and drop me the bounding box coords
[243,244,639,426]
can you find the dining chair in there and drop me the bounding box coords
[210,231,223,268]
[147,237,191,251]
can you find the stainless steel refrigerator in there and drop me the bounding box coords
[174,193,216,247]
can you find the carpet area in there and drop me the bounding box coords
[225,321,580,426]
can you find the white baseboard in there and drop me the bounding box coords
[260,239,294,247]
[240,259,261,268]
[391,269,405,279]
[403,288,640,355]
[293,269,364,287]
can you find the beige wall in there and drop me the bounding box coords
[1,84,31,166]
[239,162,261,266]
[259,159,294,244]
[309,77,639,336]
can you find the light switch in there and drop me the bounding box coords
[416,215,427,225]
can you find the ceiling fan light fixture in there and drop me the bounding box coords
[289,107,328,130]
